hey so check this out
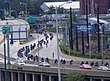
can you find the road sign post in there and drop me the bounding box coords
[2,26,11,81]
[2,26,11,64]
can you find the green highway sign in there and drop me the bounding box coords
[2,26,10,30]
[2,26,11,34]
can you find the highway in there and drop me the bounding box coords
[0,31,110,81]
[0,32,69,63]
[0,31,110,72]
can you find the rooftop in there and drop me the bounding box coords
[40,1,80,12]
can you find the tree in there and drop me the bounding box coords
[44,6,55,14]
[64,72,85,81]
[10,0,37,15]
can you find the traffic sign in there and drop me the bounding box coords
[2,26,11,34]
[74,24,95,35]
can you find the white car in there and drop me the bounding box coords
[97,66,110,71]
[80,64,92,69]
[39,61,50,67]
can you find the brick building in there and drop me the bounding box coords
[80,0,108,15]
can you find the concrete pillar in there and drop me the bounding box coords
[11,72,13,81]
[41,73,43,81]
[90,78,92,81]
[0,71,1,81]
[49,74,51,81]
[101,78,104,81]
[25,73,27,81]
[33,73,35,81]
[18,72,20,81]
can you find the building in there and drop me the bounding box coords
[0,19,30,42]
[80,0,108,15]
[40,1,80,14]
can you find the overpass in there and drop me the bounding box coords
[0,63,110,81]
[0,30,110,81]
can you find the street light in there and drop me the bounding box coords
[3,33,7,81]
[89,31,91,58]
[101,24,104,64]
[37,34,39,58]
[7,22,14,64]
[11,10,17,18]
[55,1,72,81]
[4,1,11,18]
[97,24,104,64]
[20,2,27,17]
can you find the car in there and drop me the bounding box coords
[97,66,110,71]
[80,64,92,69]
[39,61,50,67]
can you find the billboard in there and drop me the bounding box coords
[74,24,95,35]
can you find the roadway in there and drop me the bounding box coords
[0,32,68,62]
[0,31,110,70]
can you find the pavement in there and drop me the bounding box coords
[0,32,109,63]
[27,33,106,62]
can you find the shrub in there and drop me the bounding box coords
[64,72,85,81]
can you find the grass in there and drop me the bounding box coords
[46,27,110,59]
[59,41,110,59]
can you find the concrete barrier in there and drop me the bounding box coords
[0,36,3,44]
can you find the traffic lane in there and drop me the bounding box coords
[0,33,45,59]
[35,33,69,60]
[9,57,109,72]
[24,60,100,71]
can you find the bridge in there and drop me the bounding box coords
[0,27,110,81]
[0,63,110,81]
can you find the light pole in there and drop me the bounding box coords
[86,0,89,48]
[101,24,104,64]
[6,30,10,64]
[3,33,7,81]
[9,1,11,18]
[11,10,17,18]
[89,31,91,58]
[37,34,39,58]
[4,1,11,18]
[101,30,104,64]
[20,2,27,17]
[55,1,72,81]
[97,24,104,64]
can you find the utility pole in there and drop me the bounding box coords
[101,26,104,64]
[97,7,100,53]
[69,7,73,50]
[4,34,7,81]
[86,0,89,47]
[82,31,85,55]
[75,26,78,51]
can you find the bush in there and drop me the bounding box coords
[64,72,85,81]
